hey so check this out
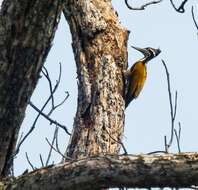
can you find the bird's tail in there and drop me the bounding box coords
[125,94,133,108]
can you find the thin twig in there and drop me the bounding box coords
[45,138,68,160]
[9,63,69,172]
[178,122,181,141]
[105,129,128,155]
[121,142,128,155]
[53,91,69,111]
[48,91,69,116]
[174,128,181,153]
[9,63,69,171]
[29,101,71,135]
[45,126,59,166]
[39,154,45,167]
[13,64,65,160]
[170,0,189,13]
[164,135,168,153]
[22,169,29,175]
[55,129,64,159]
[147,150,168,155]
[191,6,198,31]
[42,66,55,109]
[125,0,162,10]
[174,122,182,153]
[25,152,35,171]
[162,59,178,149]
[17,132,24,146]
[173,91,178,120]
[44,63,65,116]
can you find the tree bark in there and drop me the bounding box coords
[1,153,198,190]
[0,0,63,177]
[63,0,129,159]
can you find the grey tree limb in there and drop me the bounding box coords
[125,0,162,10]
[1,153,198,190]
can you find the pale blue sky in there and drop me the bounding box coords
[14,0,198,176]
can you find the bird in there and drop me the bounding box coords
[125,46,161,108]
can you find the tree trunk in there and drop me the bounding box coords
[63,0,128,159]
[0,0,62,177]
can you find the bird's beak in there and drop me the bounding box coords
[154,48,161,56]
[131,46,161,57]
[131,46,149,56]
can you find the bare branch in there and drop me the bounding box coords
[25,153,36,171]
[29,101,71,135]
[173,91,178,120]
[191,6,198,31]
[5,153,198,190]
[174,122,182,153]
[105,128,128,155]
[178,122,181,141]
[39,154,45,168]
[174,129,181,153]
[45,138,70,160]
[55,129,65,160]
[120,142,128,155]
[53,91,69,112]
[43,63,67,116]
[45,126,59,166]
[42,66,55,109]
[170,0,189,13]
[147,151,167,155]
[5,62,70,174]
[162,59,178,150]
[124,0,163,10]
[164,135,168,153]
[12,63,67,163]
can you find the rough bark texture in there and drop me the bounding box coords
[0,0,62,177]
[1,153,198,189]
[63,0,128,159]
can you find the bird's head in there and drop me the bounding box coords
[131,46,161,63]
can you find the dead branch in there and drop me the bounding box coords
[39,154,44,168]
[3,153,198,190]
[124,0,163,10]
[45,126,59,166]
[174,122,182,153]
[191,6,198,31]
[147,150,167,155]
[42,66,55,109]
[29,101,71,135]
[42,63,70,116]
[5,63,70,175]
[45,137,70,160]
[170,0,189,13]
[105,128,128,155]
[52,91,69,113]
[25,153,36,171]
[162,60,178,151]
[11,63,70,168]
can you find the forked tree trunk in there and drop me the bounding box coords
[0,0,62,177]
[63,0,128,159]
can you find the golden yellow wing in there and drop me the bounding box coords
[125,62,147,107]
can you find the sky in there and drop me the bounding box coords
[12,0,198,177]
